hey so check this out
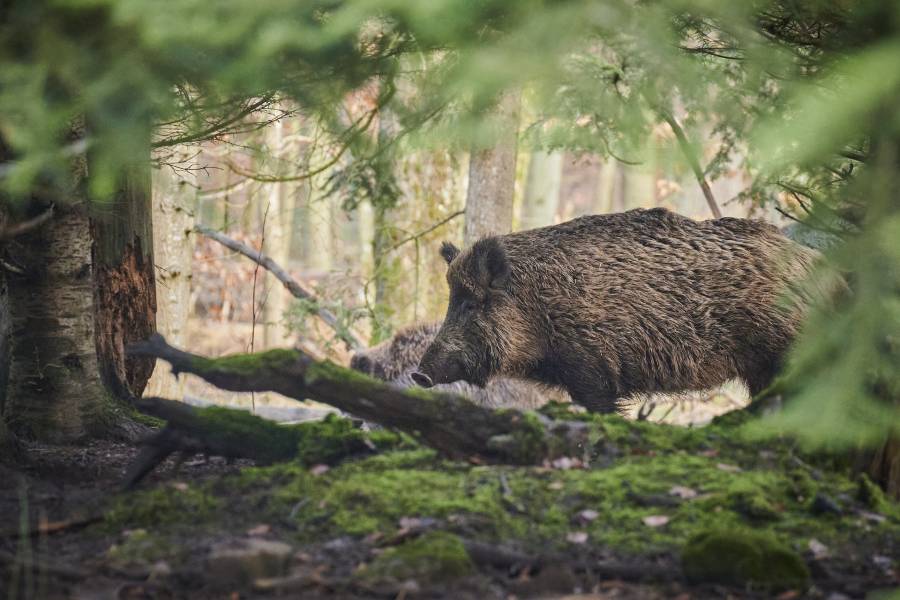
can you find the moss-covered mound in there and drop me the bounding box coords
[682,529,810,590]
[357,532,474,584]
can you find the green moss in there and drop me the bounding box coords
[726,481,782,521]
[487,410,548,463]
[196,406,301,462]
[192,348,300,376]
[106,529,183,567]
[358,532,473,584]
[682,529,810,591]
[295,413,368,465]
[104,484,221,529]
[92,410,900,585]
[858,473,895,516]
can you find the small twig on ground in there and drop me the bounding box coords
[194,224,363,350]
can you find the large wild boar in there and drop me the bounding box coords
[350,322,569,410]
[413,208,824,413]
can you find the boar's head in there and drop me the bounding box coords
[413,237,535,388]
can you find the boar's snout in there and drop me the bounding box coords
[350,354,372,374]
[410,371,433,387]
[416,342,468,387]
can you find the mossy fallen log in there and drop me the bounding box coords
[127,334,591,466]
[122,398,412,487]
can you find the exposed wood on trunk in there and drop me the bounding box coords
[91,162,158,400]
[464,92,521,244]
[195,224,364,351]
[127,334,591,465]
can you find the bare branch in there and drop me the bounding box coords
[387,209,465,254]
[194,224,364,351]
[0,204,54,240]
[659,111,723,219]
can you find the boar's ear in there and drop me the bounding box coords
[472,237,510,292]
[440,241,460,265]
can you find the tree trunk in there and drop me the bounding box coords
[0,269,13,452]
[868,434,900,499]
[520,150,562,230]
[144,153,196,399]
[4,156,155,441]
[261,119,295,349]
[464,93,521,244]
[91,163,157,402]
[6,202,110,440]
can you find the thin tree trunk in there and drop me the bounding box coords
[464,93,521,244]
[144,153,197,399]
[520,150,563,230]
[0,268,12,452]
[262,119,294,349]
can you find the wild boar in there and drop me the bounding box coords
[350,322,568,410]
[413,208,824,413]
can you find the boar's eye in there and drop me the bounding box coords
[459,299,477,314]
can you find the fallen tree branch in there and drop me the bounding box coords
[121,396,378,487]
[194,224,363,351]
[127,335,590,465]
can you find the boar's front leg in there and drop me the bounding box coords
[562,372,619,414]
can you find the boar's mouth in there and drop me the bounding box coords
[413,355,476,388]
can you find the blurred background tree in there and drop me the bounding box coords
[0,0,897,492]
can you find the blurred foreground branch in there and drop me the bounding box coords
[194,224,364,351]
[127,334,590,466]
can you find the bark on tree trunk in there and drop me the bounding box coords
[464,93,521,245]
[868,434,900,499]
[91,162,157,401]
[6,202,109,440]
[144,153,196,399]
[520,150,562,230]
[4,151,155,441]
[0,269,12,452]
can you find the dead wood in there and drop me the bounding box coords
[127,334,591,465]
[194,224,364,351]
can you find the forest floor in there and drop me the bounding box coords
[1,405,899,600]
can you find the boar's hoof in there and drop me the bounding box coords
[411,371,434,388]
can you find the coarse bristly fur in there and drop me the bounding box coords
[417,207,830,413]
[349,322,569,410]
